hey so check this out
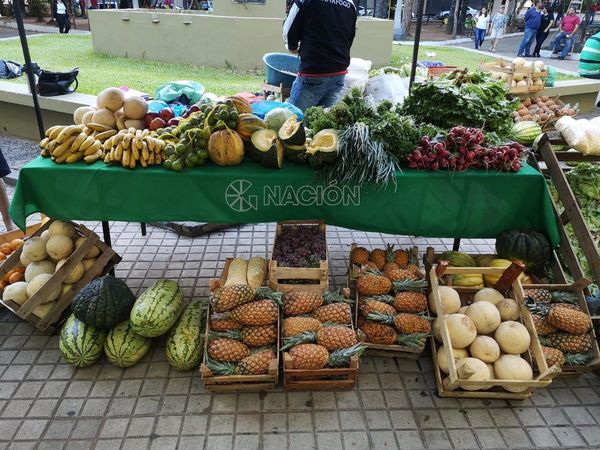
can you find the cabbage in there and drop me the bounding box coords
[566,163,600,201]
[265,108,294,132]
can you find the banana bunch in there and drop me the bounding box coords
[40,123,116,164]
[103,128,165,169]
[452,274,485,288]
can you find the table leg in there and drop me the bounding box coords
[141,222,147,236]
[453,238,461,251]
[101,221,115,276]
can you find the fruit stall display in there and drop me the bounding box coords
[429,264,560,399]
[512,96,578,131]
[479,58,548,94]
[269,221,328,293]
[352,244,431,358]
[0,220,120,333]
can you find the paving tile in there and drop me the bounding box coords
[447,429,478,449]
[160,395,187,415]
[263,392,286,411]
[527,427,561,448]
[0,419,21,440]
[64,441,94,450]
[474,428,506,449]
[499,427,534,448]
[552,426,587,447]
[439,409,469,428]
[360,390,386,409]
[165,377,190,395]
[365,410,392,430]
[71,419,102,439]
[233,434,260,450]
[178,436,205,450]
[341,431,369,450]
[287,412,313,432]
[514,407,545,426]
[212,394,237,412]
[180,415,208,436]
[313,392,336,410]
[65,381,93,398]
[134,396,161,415]
[100,418,128,438]
[205,435,234,450]
[2,399,33,418]
[262,433,287,450]
[37,442,65,450]
[314,410,340,431]
[414,410,444,429]
[578,426,600,446]
[14,419,48,441]
[208,414,235,434]
[43,419,75,439]
[315,432,343,450]
[422,430,453,450]
[236,393,261,412]
[369,431,398,449]
[263,413,286,434]
[563,406,596,425]
[39,381,68,398]
[80,398,110,417]
[235,414,260,433]
[491,408,520,427]
[395,430,425,449]
[89,380,117,397]
[407,390,435,408]
[121,438,150,450]
[127,417,156,437]
[288,392,312,410]
[7,442,37,450]
[538,407,570,425]
[13,382,43,399]
[107,397,136,417]
[339,410,365,430]
[149,436,178,450]
[56,399,85,418]
[186,394,211,414]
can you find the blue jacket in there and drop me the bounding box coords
[524,7,542,30]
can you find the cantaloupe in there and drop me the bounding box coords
[3,282,29,305]
[46,235,74,261]
[495,321,531,354]
[73,106,95,125]
[82,259,95,272]
[55,259,85,285]
[466,302,501,334]
[22,237,48,262]
[74,237,100,259]
[446,314,477,349]
[124,119,145,130]
[456,357,492,391]
[494,355,533,392]
[496,298,520,321]
[27,273,61,303]
[97,87,125,112]
[114,110,127,130]
[48,221,77,240]
[20,253,32,267]
[469,336,500,363]
[429,286,461,315]
[25,260,56,283]
[123,97,148,120]
[92,109,116,129]
[82,110,95,126]
[437,345,469,373]
[473,287,504,305]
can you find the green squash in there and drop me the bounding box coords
[72,275,136,329]
[284,144,307,164]
[247,129,284,169]
[165,300,206,370]
[495,229,551,272]
[278,115,306,146]
[59,314,106,368]
[306,129,338,169]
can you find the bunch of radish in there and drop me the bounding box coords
[407,126,527,173]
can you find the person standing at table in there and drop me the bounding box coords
[54,0,71,34]
[517,2,543,57]
[579,30,600,78]
[283,0,358,111]
[0,150,15,232]
[533,6,555,57]
[489,5,508,52]
[474,8,490,50]
[552,7,581,59]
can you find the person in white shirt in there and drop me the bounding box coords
[54,0,71,34]
[474,7,490,50]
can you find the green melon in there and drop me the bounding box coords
[59,314,106,368]
[513,121,542,145]
[72,275,136,329]
[104,320,151,368]
[439,251,477,267]
[130,279,184,338]
[495,229,552,272]
[165,300,207,371]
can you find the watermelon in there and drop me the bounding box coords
[513,121,542,145]
[495,229,552,272]
[72,275,136,329]
[59,314,106,368]
[104,320,151,368]
[439,251,477,267]
[165,300,207,370]
[130,279,184,337]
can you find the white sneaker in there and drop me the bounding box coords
[550,53,558,59]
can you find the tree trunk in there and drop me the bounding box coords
[402,0,415,36]
[451,0,461,38]
[374,0,388,18]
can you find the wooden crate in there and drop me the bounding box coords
[200,305,279,392]
[525,279,600,376]
[283,353,359,391]
[269,221,328,294]
[208,257,270,292]
[0,220,121,334]
[429,264,560,399]
[427,66,458,79]
[479,59,547,94]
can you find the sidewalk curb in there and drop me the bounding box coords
[5,171,18,187]
[394,32,523,46]
[0,19,90,34]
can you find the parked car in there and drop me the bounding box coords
[358,6,373,16]
[436,6,477,20]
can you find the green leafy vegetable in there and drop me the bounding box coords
[566,163,600,202]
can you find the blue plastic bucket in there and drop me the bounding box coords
[263,53,300,88]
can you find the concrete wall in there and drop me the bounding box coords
[212,0,284,18]
[88,10,393,69]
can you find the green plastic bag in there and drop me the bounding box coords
[545,66,556,87]
[155,80,205,104]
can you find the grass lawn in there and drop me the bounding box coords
[0,34,578,96]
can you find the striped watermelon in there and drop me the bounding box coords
[59,314,106,368]
[104,320,151,368]
[513,121,542,145]
[130,279,184,338]
[165,300,207,370]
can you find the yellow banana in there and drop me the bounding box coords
[40,148,50,157]
[122,134,133,149]
[122,149,130,167]
[84,149,103,163]
[48,126,65,140]
[148,152,155,165]
[141,129,150,137]
[141,143,149,161]
[104,136,115,150]
[47,139,58,153]
[52,135,78,158]
[95,129,117,142]
[45,125,61,138]
[132,145,139,161]
[55,151,70,163]
[39,137,50,149]
[87,123,113,132]
[155,153,162,165]
[140,157,148,168]
[65,153,82,164]
[104,153,112,164]
[115,143,123,161]
[79,136,96,152]
[71,133,88,152]
[84,141,102,156]
[55,125,79,144]
[128,127,137,135]
[83,126,92,136]
[129,155,136,169]
[145,136,155,153]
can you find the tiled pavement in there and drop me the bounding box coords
[0,185,600,450]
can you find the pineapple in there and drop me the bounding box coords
[532,314,556,336]
[553,303,583,312]
[564,352,593,366]
[282,325,357,351]
[541,332,592,353]
[392,278,428,293]
[356,273,392,296]
[396,333,428,349]
[313,303,352,324]
[209,313,240,332]
[394,247,409,267]
[327,344,366,367]
[362,261,379,271]
[393,292,428,313]
[283,291,323,316]
[369,248,386,269]
[211,285,255,312]
[207,338,250,362]
[367,311,432,335]
[283,317,323,337]
[547,307,591,334]
[240,325,277,347]
[288,343,330,369]
[236,349,275,375]
[359,320,398,345]
[525,288,552,303]
[351,246,370,265]
[360,298,397,316]
[231,300,279,326]
[538,345,565,367]
[383,245,405,281]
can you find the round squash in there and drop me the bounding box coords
[456,357,492,391]
[46,235,74,261]
[208,129,245,166]
[92,108,116,129]
[97,87,125,112]
[72,275,137,329]
[227,95,252,114]
[22,237,48,262]
[495,321,531,354]
[495,229,551,272]
[235,114,267,141]
[73,106,95,125]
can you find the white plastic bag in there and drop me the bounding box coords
[339,58,372,97]
[365,67,410,106]
[555,116,596,154]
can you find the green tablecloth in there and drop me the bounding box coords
[10,157,560,246]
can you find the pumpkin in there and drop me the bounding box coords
[208,129,245,166]
[72,275,137,329]
[235,114,267,141]
[495,229,551,272]
[227,95,252,114]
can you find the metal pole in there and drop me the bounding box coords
[409,0,426,89]
[13,0,45,140]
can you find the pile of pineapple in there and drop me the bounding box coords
[281,290,364,370]
[353,245,431,349]
[527,288,594,368]
[205,285,282,376]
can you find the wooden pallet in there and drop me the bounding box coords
[0,219,120,334]
[200,305,279,392]
[429,264,560,399]
[283,353,359,391]
[269,221,328,294]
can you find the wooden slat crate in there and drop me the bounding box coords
[429,264,560,399]
[200,305,279,392]
[208,257,270,292]
[283,353,359,391]
[0,219,121,334]
[479,59,547,94]
[525,279,600,376]
[269,221,328,294]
